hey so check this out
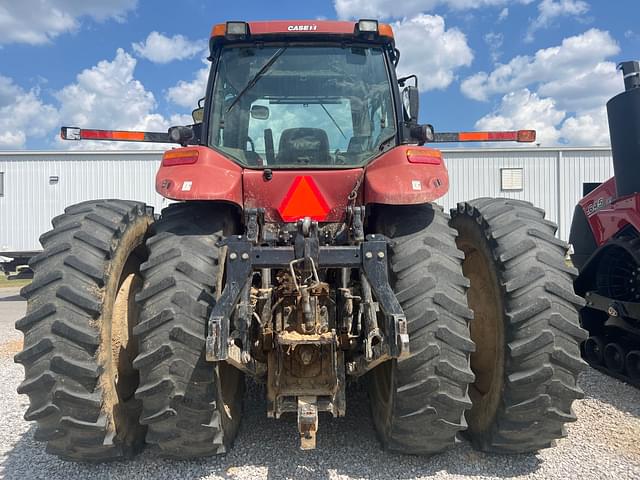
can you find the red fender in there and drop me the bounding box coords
[155,146,243,206]
[364,146,449,205]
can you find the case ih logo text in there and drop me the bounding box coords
[586,196,613,216]
[287,24,318,31]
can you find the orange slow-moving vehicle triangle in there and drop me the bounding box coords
[278,176,330,222]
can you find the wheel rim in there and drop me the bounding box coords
[110,264,143,427]
[456,227,505,434]
[98,219,150,444]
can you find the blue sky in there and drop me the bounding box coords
[0,0,638,150]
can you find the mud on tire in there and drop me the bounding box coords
[133,202,244,458]
[368,203,475,455]
[450,198,588,453]
[15,200,153,461]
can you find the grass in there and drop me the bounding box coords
[0,275,31,289]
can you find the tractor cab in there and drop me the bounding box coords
[202,20,406,169]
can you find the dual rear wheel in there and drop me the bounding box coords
[15,201,244,460]
[371,199,586,454]
[16,198,586,460]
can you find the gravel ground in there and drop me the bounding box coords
[1,286,639,480]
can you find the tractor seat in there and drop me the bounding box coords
[276,128,330,165]
[347,136,370,154]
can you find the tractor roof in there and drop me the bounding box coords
[210,20,394,46]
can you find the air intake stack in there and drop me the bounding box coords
[607,60,640,198]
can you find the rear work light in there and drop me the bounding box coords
[162,149,199,166]
[355,19,394,42]
[406,149,442,165]
[226,21,249,38]
[357,19,378,33]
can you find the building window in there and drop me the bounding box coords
[0,172,4,197]
[583,182,601,196]
[501,168,523,191]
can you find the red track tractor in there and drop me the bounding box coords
[570,60,640,386]
[15,20,586,461]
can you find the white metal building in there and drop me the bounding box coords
[0,147,613,255]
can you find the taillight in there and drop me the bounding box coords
[516,130,536,142]
[406,149,442,165]
[162,149,199,166]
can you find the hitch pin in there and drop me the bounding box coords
[297,396,318,450]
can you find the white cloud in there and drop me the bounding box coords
[526,0,590,42]
[498,7,509,21]
[0,0,137,45]
[475,89,611,147]
[0,75,59,149]
[625,30,640,41]
[465,28,621,147]
[475,89,564,145]
[536,60,620,112]
[0,47,200,150]
[394,14,473,91]
[166,65,209,109]
[54,48,190,150]
[461,29,619,105]
[334,0,533,20]
[132,31,206,64]
[559,108,610,146]
[56,48,155,130]
[484,32,504,63]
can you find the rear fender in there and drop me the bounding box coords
[364,146,449,205]
[156,146,243,206]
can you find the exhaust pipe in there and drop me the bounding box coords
[625,350,640,380]
[603,342,626,372]
[607,60,640,198]
[583,336,605,364]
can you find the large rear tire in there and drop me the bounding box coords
[450,198,587,453]
[15,200,153,461]
[368,204,475,455]
[134,202,244,458]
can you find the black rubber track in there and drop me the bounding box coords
[450,198,588,453]
[15,200,153,461]
[133,202,244,458]
[574,236,640,389]
[368,203,475,455]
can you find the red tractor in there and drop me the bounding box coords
[570,61,640,385]
[16,20,586,461]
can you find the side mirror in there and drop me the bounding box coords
[402,86,420,123]
[168,125,195,146]
[192,97,205,123]
[410,124,435,144]
[251,105,270,120]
